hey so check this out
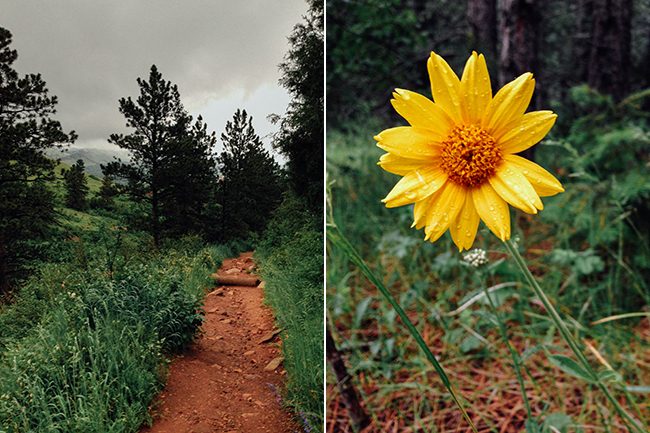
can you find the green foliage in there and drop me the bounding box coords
[0,305,162,433]
[92,174,119,210]
[539,86,650,314]
[62,159,89,210]
[256,194,324,432]
[0,26,76,296]
[326,0,470,126]
[103,65,217,247]
[0,232,220,432]
[215,109,283,242]
[83,276,204,354]
[274,0,324,211]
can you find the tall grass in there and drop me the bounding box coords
[0,227,226,432]
[256,194,324,433]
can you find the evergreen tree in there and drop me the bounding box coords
[274,0,323,211]
[94,174,119,209]
[0,27,76,297]
[160,115,218,238]
[102,65,217,247]
[216,109,282,242]
[62,159,89,210]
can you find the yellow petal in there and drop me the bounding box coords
[495,111,557,153]
[449,191,480,251]
[482,73,535,136]
[459,52,492,125]
[378,153,428,176]
[473,182,511,242]
[382,165,448,208]
[423,182,466,243]
[504,154,564,197]
[391,89,454,138]
[375,127,441,159]
[427,52,462,124]
[488,162,542,214]
[412,199,428,230]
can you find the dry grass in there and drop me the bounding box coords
[327,314,650,433]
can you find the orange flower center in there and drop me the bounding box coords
[440,125,502,187]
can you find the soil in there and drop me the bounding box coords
[139,252,299,433]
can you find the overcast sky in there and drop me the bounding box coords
[1,0,307,157]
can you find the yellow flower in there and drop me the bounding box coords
[375,51,564,251]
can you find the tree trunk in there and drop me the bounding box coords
[213,274,259,286]
[587,0,632,103]
[572,0,593,84]
[499,0,540,161]
[467,0,498,75]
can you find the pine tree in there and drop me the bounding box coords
[62,159,89,210]
[95,174,119,209]
[216,109,282,242]
[103,65,217,247]
[0,27,76,297]
[160,115,218,238]
[274,0,323,211]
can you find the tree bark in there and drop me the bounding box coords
[213,274,259,286]
[326,326,369,431]
[587,0,633,103]
[498,0,540,161]
[467,0,498,73]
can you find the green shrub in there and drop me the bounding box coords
[83,276,204,353]
[0,242,221,432]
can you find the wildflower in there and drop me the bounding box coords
[376,52,564,251]
[463,249,489,268]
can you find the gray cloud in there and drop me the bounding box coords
[1,0,306,147]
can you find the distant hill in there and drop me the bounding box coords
[47,147,131,178]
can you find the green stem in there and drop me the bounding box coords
[503,239,643,433]
[327,224,478,432]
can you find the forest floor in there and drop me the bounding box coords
[139,252,299,433]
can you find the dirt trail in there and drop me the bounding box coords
[140,252,299,433]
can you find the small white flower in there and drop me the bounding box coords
[463,249,489,268]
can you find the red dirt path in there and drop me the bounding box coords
[139,252,300,433]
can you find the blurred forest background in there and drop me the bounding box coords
[327,0,650,431]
